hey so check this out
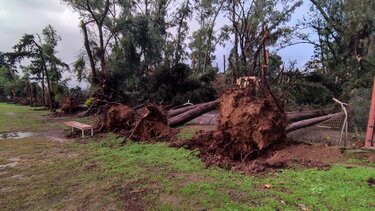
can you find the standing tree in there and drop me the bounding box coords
[225,0,302,78]
[12,25,68,110]
[302,0,375,95]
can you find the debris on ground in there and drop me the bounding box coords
[171,85,286,160]
[100,104,177,142]
[170,85,349,174]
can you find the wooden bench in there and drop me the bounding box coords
[63,121,94,138]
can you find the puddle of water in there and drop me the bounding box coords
[0,132,34,139]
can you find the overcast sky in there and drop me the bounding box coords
[0,0,314,88]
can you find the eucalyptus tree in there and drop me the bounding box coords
[13,25,68,110]
[225,0,302,78]
[170,0,192,66]
[189,0,227,74]
[302,0,375,93]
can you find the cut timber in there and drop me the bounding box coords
[287,110,329,122]
[286,112,343,133]
[168,100,219,127]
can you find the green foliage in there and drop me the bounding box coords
[303,0,375,96]
[84,97,95,107]
[148,63,217,105]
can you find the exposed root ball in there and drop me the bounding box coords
[130,105,177,142]
[172,86,287,163]
[100,104,176,142]
[218,87,287,159]
[102,104,141,132]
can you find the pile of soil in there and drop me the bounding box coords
[100,104,176,142]
[172,85,287,164]
[232,143,347,174]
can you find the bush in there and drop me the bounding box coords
[84,97,95,107]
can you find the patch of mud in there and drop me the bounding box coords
[264,144,346,167]
[368,177,375,187]
[159,193,180,208]
[40,129,70,143]
[230,143,346,174]
[0,132,34,139]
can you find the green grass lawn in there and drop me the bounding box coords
[0,103,374,210]
[0,103,59,132]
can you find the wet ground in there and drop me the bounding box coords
[0,132,34,140]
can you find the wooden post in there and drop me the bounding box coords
[365,77,375,148]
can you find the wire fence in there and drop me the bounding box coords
[288,88,371,146]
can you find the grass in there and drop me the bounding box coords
[0,103,374,210]
[0,103,59,132]
[91,136,375,210]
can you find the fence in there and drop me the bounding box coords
[288,88,371,146]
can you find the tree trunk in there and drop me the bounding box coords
[81,21,98,84]
[168,100,219,127]
[168,103,203,117]
[286,112,342,133]
[32,83,37,106]
[232,0,238,79]
[41,73,46,105]
[287,109,329,122]
[27,80,33,107]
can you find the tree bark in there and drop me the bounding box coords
[168,103,203,117]
[287,109,329,122]
[81,21,98,84]
[41,71,46,105]
[32,83,37,106]
[232,0,238,78]
[168,100,219,127]
[286,112,343,133]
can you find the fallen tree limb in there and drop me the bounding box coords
[168,100,219,127]
[286,112,343,133]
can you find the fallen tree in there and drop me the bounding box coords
[171,85,287,160]
[99,104,177,141]
[167,101,330,125]
[168,100,220,127]
[287,109,330,122]
[167,103,202,117]
[286,112,343,133]
[61,97,87,114]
